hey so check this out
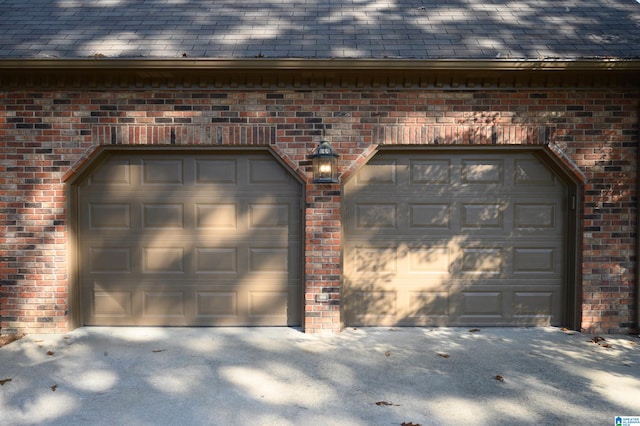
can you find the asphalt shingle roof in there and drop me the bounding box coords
[0,0,639,60]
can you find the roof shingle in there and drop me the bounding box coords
[0,0,639,60]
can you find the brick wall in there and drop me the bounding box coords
[0,89,638,334]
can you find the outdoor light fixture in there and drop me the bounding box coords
[310,136,339,183]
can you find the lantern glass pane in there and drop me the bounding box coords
[311,140,338,183]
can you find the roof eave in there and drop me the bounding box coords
[1,58,639,89]
[1,57,640,71]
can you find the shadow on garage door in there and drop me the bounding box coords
[342,147,579,328]
[73,148,303,327]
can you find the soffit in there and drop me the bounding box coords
[1,59,639,89]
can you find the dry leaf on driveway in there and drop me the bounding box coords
[0,334,23,348]
[0,378,12,386]
[375,401,400,406]
[589,336,613,348]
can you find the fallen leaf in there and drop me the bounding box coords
[34,339,44,343]
[591,336,605,344]
[152,349,166,353]
[495,375,505,382]
[469,328,481,333]
[51,384,57,391]
[0,378,12,386]
[0,335,23,348]
[401,422,421,426]
[384,351,391,357]
[600,344,612,348]
[438,353,450,359]
[47,351,54,356]
[375,401,400,406]
[561,327,569,331]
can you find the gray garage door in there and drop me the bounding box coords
[343,150,568,326]
[78,151,302,326]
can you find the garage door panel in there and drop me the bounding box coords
[248,248,288,273]
[89,247,132,273]
[513,248,557,273]
[196,291,238,317]
[142,159,184,184]
[195,159,237,184]
[79,152,302,326]
[408,247,450,274]
[350,199,563,235]
[143,291,185,317]
[460,291,503,316]
[514,159,557,185]
[248,203,290,229]
[248,291,288,318]
[344,150,567,327]
[89,158,132,185]
[89,203,131,229]
[355,159,398,185]
[461,159,504,184]
[349,290,397,325]
[196,203,237,229]
[459,247,504,274]
[195,248,238,273]
[142,203,184,229]
[513,292,554,317]
[514,203,557,229]
[461,203,504,229]
[410,159,451,184]
[409,204,451,229]
[248,159,291,184]
[142,247,185,273]
[354,246,398,273]
[408,291,449,317]
[354,204,397,229]
[93,290,133,318]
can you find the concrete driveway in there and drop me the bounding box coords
[0,327,639,426]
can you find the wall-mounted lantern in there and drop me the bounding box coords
[310,137,339,183]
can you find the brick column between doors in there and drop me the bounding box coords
[304,184,342,333]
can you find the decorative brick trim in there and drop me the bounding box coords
[92,125,277,146]
[546,143,588,183]
[268,144,309,183]
[373,125,550,145]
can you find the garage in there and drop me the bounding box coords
[343,148,573,327]
[76,150,303,326]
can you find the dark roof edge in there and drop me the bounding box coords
[2,58,639,90]
[1,58,640,71]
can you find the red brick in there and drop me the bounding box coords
[1,88,638,334]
